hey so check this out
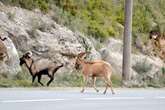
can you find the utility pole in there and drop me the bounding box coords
[122,0,133,83]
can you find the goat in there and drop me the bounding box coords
[19,51,63,86]
[149,31,165,48]
[0,36,8,61]
[149,30,165,61]
[74,52,115,94]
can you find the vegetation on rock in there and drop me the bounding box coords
[1,0,165,39]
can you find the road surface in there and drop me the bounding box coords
[0,88,165,110]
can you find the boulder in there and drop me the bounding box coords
[0,32,21,75]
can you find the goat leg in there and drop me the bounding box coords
[81,76,88,93]
[32,75,37,86]
[103,78,115,94]
[47,75,54,86]
[108,80,115,94]
[38,75,44,86]
[92,76,99,92]
[103,83,108,94]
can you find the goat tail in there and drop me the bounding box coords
[105,63,113,79]
[53,63,64,74]
[59,63,64,68]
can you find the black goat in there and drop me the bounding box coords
[19,51,63,86]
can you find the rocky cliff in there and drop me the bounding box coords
[0,2,100,75]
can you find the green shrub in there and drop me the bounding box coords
[132,59,152,75]
[2,0,165,40]
[0,69,32,87]
[54,72,83,87]
[7,12,15,21]
[111,74,122,87]
[162,67,165,75]
[1,0,49,12]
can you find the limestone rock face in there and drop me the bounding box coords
[0,34,21,75]
[0,3,100,75]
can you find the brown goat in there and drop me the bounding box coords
[75,52,115,94]
[149,31,165,61]
[149,31,165,49]
[0,36,8,60]
[19,51,63,86]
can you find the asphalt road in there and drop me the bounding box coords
[0,88,165,110]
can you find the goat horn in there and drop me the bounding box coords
[60,52,77,58]
[26,51,33,57]
[78,52,86,58]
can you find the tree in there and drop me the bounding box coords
[122,0,133,83]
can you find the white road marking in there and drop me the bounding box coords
[1,99,66,103]
[82,97,145,100]
[155,97,165,99]
[1,97,165,103]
